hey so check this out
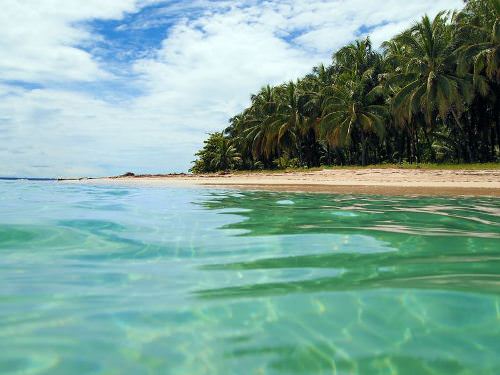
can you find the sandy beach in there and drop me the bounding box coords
[69,168,500,196]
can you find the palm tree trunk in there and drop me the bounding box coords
[495,96,500,159]
[452,110,472,162]
[406,132,412,163]
[409,124,419,163]
[361,131,367,166]
[422,125,436,162]
[490,124,496,160]
[414,125,420,163]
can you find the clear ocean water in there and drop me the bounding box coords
[1,180,500,374]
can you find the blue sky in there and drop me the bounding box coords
[0,0,463,177]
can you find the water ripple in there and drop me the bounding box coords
[1,182,500,374]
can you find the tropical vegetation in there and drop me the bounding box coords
[191,0,500,173]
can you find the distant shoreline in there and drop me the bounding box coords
[61,168,500,197]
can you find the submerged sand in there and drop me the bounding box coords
[66,168,500,196]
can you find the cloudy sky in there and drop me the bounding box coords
[0,0,463,177]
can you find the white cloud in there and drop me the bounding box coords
[0,0,162,82]
[0,87,200,177]
[0,0,464,177]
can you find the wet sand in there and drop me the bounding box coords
[66,168,500,196]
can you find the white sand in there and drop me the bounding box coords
[66,168,500,196]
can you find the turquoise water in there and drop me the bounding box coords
[1,181,500,374]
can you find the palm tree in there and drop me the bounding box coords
[386,13,475,160]
[237,85,279,162]
[210,134,241,171]
[455,0,500,157]
[190,132,241,173]
[320,38,385,165]
[297,65,336,166]
[389,13,470,123]
[265,81,302,158]
[456,0,500,88]
[191,0,499,172]
[320,80,385,165]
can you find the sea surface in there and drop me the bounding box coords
[1,180,500,374]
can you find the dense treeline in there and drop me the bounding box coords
[191,0,500,173]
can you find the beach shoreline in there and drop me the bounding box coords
[62,168,500,196]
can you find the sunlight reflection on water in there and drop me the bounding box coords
[1,181,500,374]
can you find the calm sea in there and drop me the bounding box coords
[1,180,499,374]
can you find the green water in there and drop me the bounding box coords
[1,181,500,374]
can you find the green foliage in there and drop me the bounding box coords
[191,0,500,173]
[190,132,241,173]
[272,154,301,169]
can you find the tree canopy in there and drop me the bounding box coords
[191,0,500,173]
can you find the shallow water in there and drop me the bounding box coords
[1,181,500,374]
